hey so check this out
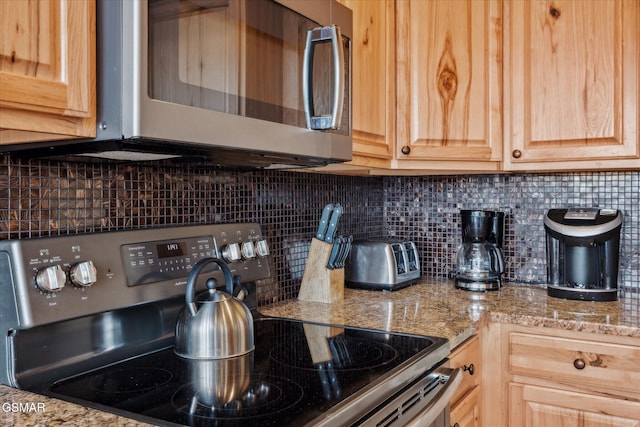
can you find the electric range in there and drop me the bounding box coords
[0,223,456,426]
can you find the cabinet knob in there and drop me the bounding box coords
[452,424,460,427]
[463,363,475,375]
[573,358,586,370]
[401,146,411,155]
[512,149,522,159]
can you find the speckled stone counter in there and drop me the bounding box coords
[258,281,640,349]
[0,384,152,426]
[1,281,637,426]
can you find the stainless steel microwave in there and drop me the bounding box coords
[18,0,353,168]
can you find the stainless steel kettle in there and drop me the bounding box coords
[175,257,254,359]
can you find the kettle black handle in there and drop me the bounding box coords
[185,258,234,311]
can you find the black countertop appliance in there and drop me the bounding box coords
[544,207,623,301]
[454,210,505,291]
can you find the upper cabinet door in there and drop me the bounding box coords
[340,0,395,168]
[0,0,96,144]
[395,0,502,166]
[504,0,639,171]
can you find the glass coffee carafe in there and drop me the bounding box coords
[455,210,505,291]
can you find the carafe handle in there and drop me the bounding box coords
[488,244,505,274]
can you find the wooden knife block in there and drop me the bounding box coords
[298,238,344,303]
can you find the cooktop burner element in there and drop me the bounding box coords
[270,335,398,371]
[90,367,174,395]
[171,375,303,422]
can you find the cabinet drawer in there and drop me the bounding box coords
[450,335,481,406]
[509,332,640,395]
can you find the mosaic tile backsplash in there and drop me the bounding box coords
[1,155,638,303]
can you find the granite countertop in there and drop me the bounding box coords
[258,281,640,349]
[0,385,150,427]
[2,281,638,426]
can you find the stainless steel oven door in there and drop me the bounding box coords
[357,366,462,427]
[405,367,463,427]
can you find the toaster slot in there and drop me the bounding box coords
[391,243,406,275]
[404,242,419,272]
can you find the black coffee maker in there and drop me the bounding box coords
[544,208,623,301]
[455,210,505,291]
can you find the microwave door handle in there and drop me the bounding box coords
[303,25,345,130]
[329,25,345,129]
[405,367,463,427]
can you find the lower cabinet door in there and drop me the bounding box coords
[509,383,640,427]
[450,385,481,427]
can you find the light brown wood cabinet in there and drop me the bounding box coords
[503,0,639,171]
[0,0,96,145]
[324,0,639,175]
[394,0,502,173]
[483,322,640,427]
[336,0,395,171]
[509,383,640,427]
[450,335,482,427]
[328,0,502,175]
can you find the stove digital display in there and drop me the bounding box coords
[121,236,217,286]
[156,242,186,258]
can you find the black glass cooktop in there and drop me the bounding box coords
[48,318,445,427]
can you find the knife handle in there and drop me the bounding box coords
[324,204,343,243]
[316,204,334,240]
[327,237,342,270]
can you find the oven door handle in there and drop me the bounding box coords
[405,367,463,427]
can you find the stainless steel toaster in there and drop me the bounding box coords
[345,238,420,291]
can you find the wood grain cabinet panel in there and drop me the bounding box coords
[509,332,640,396]
[394,0,502,170]
[323,0,503,174]
[504,0,639,170]
[484,324,640,427]
[450,335,482,427]
[338,0,395,169]
[325,0,639,175]
[509,383,640,427]
[0,0,96,144]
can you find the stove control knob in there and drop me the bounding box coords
[221,243,242,263]
[241,241,256,259]
[255,240,270,257]
[35,265,66,293]
[69,260,97,287]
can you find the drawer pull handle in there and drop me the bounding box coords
[463,363,475,375]
[573,358,586,370]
